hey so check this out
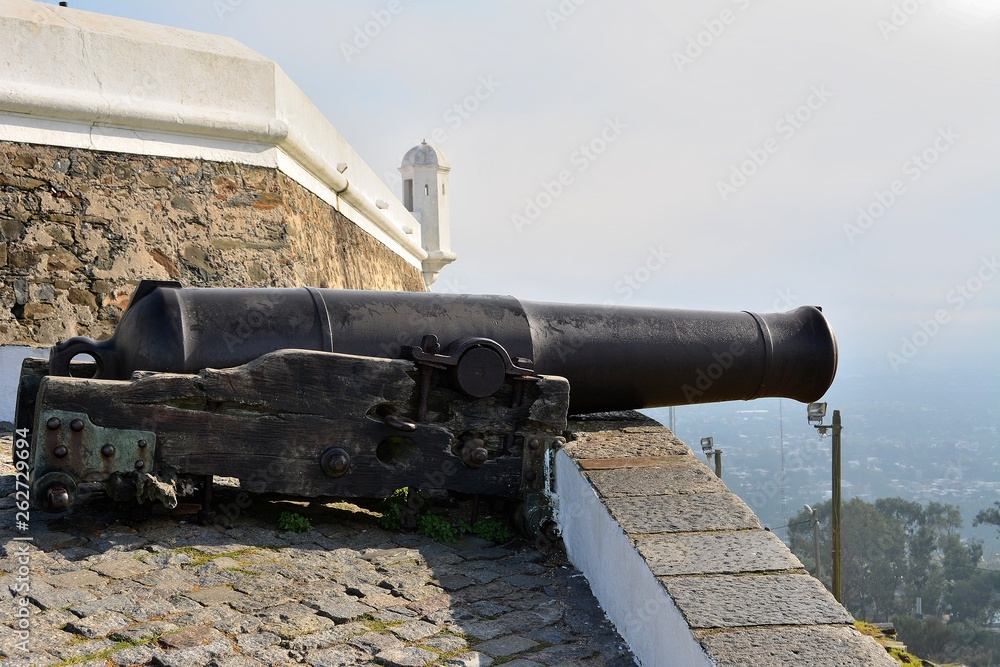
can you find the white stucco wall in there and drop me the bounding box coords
[0,345,47,425]
[554,449,713,667]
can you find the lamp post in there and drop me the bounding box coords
[700,437,722,479]
[804,503,822,582]
[808,402,842,603]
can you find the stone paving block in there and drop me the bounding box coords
[497,609,558,633]
[245,645,297,665]
[375,609,417,623]
[504,574,547,590]
[183,584,246,606]
[69,593,131,617]
[211,656,266,667]
[285,622,368,651]
[160,625,226,649]
[256,601,335,638]
[583,459,727,498]
[474,634,539,657]
[47,637,115,660]
[306,644,369,667]
[425,606,476,626]
[452,619,508,640]
[236,630,281,653]
[349,631,405,655]
[89,555,157,579]
[307,596,375,622]
[694,624,898,666]
[486,659,541,667]
[27,579,96,610]
[156,637,235,667]
[662,574,854,629]
[604,492,760,534]
[443,653,494,667]
[468,600,511,618]
[522,642,597,663]
[405,593,452,617]
[437,573,475,590]
[375,646,438,666]
[386,619,437,641]
[213,610,265,635]
[136,567,198,594]
[636,529,804,576]
[110,619,179,643]
[454,580,519,602]
[421,633,468,652]
[43,568,105,588]
[64,609,132,638]
[109,644,159,666]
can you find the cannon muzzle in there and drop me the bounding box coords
[50,281,836,414]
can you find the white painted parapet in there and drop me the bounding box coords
[0,345,46,426]
[555,414,898,667]
[0,0,455,285]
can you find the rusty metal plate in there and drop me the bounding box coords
[34,409,156,482]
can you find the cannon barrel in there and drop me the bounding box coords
[50,281,837,414]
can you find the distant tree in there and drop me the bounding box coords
[790,497,984,623]
[789,498,906,621]
[973,500,1000,531]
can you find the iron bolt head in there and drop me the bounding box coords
[46,417,61,430]
[47,486,70,511]
[320,447,351,478]
[460,439,489,468]
[528,438,540,451]
[70,419,85,432]
[101,444,115,457]
[137,439,147,448]
[134,460,145,470]
[53,445,68,458]
[524,470,537,482]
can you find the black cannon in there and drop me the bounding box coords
[14,280,837,537]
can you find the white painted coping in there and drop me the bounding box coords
[0,345,47,424]
[554,448,713,667]
[0,0,451,282]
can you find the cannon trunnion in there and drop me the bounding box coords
[15,280,838,537]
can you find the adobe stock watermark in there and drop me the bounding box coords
[716,85,833,202]
[511,117,627,234]
[381,76,501,190]
[213,0,244,21]
[340,0,404,63]
[877,0,929,40]
[610,246,672,301]
[843,126,959,244]
[546,0,588,31]
[673,0,755,73]
[887,254,998,372]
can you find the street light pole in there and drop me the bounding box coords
[805,504,822,582]
[807,402,843,603]
[831,409,842,603]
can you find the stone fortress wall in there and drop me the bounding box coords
[0,144,425,347]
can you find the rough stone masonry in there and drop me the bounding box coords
[0,143,425,347]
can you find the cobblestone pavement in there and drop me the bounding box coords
[0,435,636,667]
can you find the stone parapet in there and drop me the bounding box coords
[556,412,897,666]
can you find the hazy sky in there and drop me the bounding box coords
[48,0,1000,389]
